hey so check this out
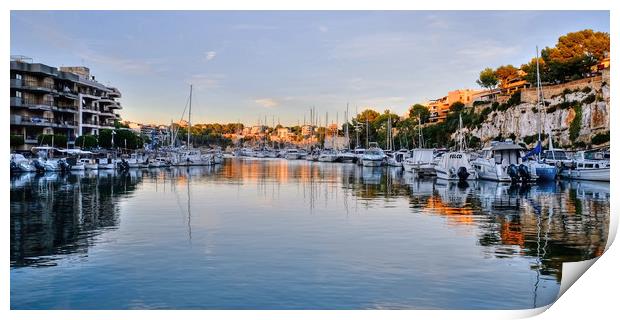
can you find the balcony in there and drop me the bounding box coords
[81,119,100,127]
[54,103,79,113]
[14,79,56,93]
[81,105,100,114]
[10,97,54,111]
[10,115,77,128]
[11,115,54,127]
[10,78,23,88]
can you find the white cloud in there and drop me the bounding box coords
[254,98,278,108]
[318,25,329,33]
[205,51,217,61]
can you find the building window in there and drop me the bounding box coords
[15,91,22,98]
[15,74,22,80]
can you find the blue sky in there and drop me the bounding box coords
[11,11,609,126]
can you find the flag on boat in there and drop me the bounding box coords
[522,141,543,160]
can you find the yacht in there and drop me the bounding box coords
[338,149,357,163]
[435,152,476,181]
[403,149,436,176]
[361,143,385,167]
[285,149,301,160]
[434,114,475,180]
[318,149,339,162]
[97,157,116,170]
[471,140,537,183]
[79,158,99,171]
[386,148,410,167]
[559,151,609,181]
[10,153,36,173]
[353,147,366,165]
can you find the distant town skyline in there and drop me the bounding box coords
[11,10,609,126]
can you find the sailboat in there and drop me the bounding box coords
[524,46,557,181]
[403,117,435,175]
[172,85,214,166]
[338,103,357,163]
[434,114,476,180]
[385,112,405,167]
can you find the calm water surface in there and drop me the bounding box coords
[10,158,609,309]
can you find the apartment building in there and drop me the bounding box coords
[427,89,484,123]
[10,56,122,149]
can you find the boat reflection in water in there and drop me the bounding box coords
[10,159,609,310]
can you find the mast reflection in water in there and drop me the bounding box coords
[10,159,609,309]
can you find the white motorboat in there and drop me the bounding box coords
[338,150,357,163]
[285,149,301,160]
[318,149,339,162]
[471,140,537,183]
[97,157,116,170]
[559,151,609,181]
[353,148,366,165]
[79,158,99,170]
[435,152,476,181]
[386,149,410,167]
[361,143,385,167]
[10,154,36,172]
[403,148,436,176]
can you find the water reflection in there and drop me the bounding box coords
[10,171,142,267]
[10,159,609,309]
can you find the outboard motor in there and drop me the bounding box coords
[119,159,130,172]
[10,160,20,173]
[518,164,531,182]
[507,164,520,183]
[58,159,70,172]
[457,166,470,181]
[33,159,46,173]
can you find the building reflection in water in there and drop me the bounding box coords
[10,159,609,304]
[10,171,143,267]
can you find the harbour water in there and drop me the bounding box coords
[10,158,609,309]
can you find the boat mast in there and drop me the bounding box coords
[458,113,464,152]
[535,46,546,161]
[417,117,423,148]
[365,116,369,148]
[187,84,192,149]
[345,103,350,150]
[355,106,360,148]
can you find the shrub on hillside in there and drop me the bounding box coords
[592,131,610,145]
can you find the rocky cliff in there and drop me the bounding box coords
[468,73,610,148]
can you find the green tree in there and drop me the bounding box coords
[10,135,24,147]
[476,67,499,92]
[37,134,67,147]
[546,29,609,64]
[356,109,380,123]
[495,65,520,88]
[408,104,430,124]
[449,102,465,113]
[75,135,98,149]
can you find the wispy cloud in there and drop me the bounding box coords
[254,98,279,108]
[204,51,217,61]
[318,25,329,33]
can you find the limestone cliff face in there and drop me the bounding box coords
[469,77,609,148]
